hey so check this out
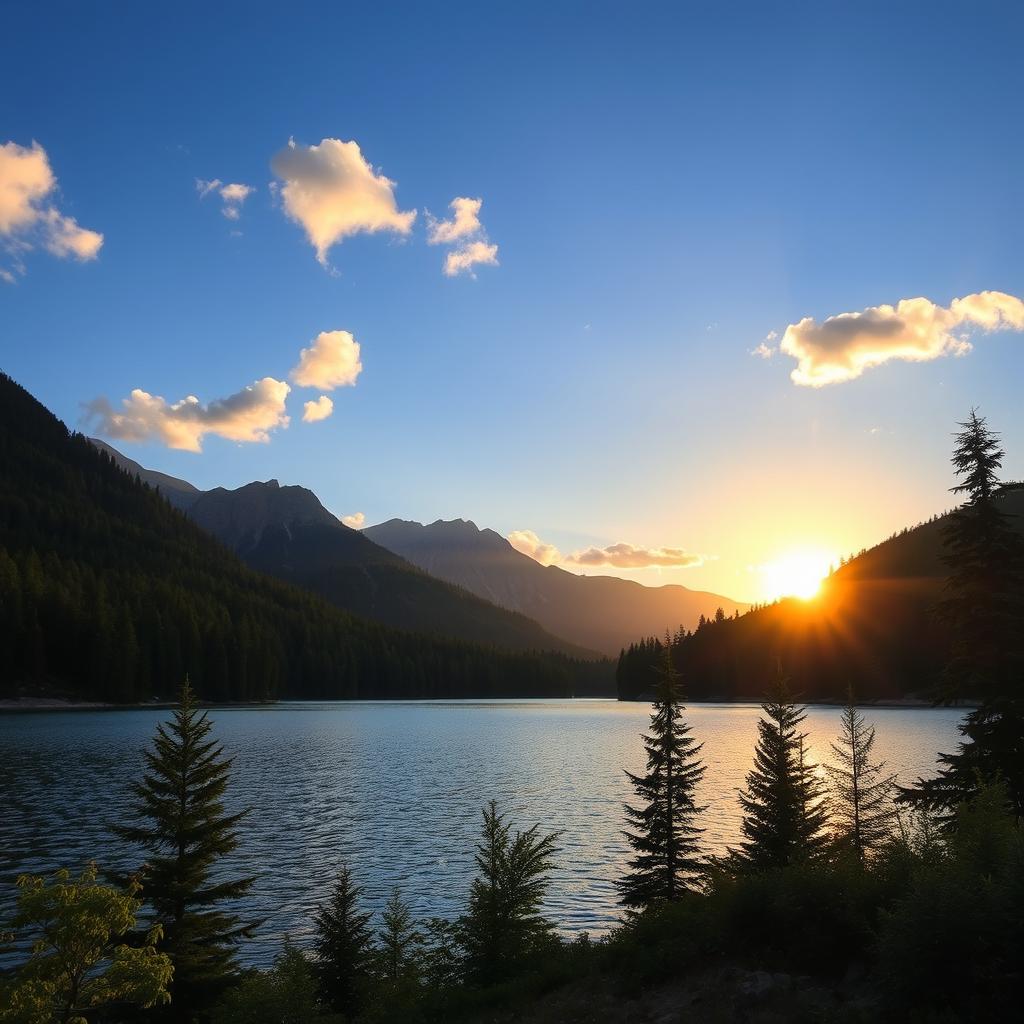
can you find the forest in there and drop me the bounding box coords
[0,373,612,703]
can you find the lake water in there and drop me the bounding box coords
[0,700,963,966]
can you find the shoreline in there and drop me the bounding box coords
[0,695,976,713]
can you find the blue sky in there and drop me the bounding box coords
[3,0,1023,601]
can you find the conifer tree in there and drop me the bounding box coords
[826,691,897,860]
[378,888,423,985]
[732,667,828,869]
[312,866,375,1017]
[909,411,1024,818]
[459,801,558,986]
[618,636,705,908]
[113,680,257,1020]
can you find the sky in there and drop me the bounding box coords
[3,0,1024,603]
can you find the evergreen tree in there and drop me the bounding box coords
[826,690,897,860]
[378,889,423,985]
[459,801,558,986]
[910,411,1024,818]
[618,636,705,908]
[732,667,828,869]
[112,680,257,1020]
[312,866,375,1017]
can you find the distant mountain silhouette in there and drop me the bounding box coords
[90,438,201,511]
[87,441,597,658]
[3,373,608,702]
[618,487,1024,702]
[363,518,749,656]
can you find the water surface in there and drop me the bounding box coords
[0,700,963,965]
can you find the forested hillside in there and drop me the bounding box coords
[0,373,612,702]
[618,486,1024,702]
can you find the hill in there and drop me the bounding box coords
[617,488,1024,702]
[0,372,612,702]
[364,518,749,657]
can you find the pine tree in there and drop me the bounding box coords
[378,888,423,984]
[732,667,829,869]
[312,866,375,1017]
[112,679,257,1019]
[618,636,705,908]
[826,691,896,860]
[459,801,558,986]
[909,411,1024,818]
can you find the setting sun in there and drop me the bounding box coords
[760,548,835,601]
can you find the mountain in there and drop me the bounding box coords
[363,518,749,656]
[617,487,1024,702]
[182,481,596,658]
[89,437,201,511]
[0,371,611,701]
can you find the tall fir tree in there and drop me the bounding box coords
[113,680,257,1020]
[618,635,706,908]
[312,866,376,1017]
[378,888,423,985]
[826,690,897,861]
[459,801,558,986]
[732,666,829,870]
[909,411,1024,818]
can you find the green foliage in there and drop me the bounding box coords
[459,801,559,987]
[0,371,610,703]
[618,637,705,908]
[731,668,829,870]
[112,680,257,1019]
[826,693,897,861]
[877,783,1024,1019]
[213,944,334,1024]
[0,864,172,1024]
[312,866,376,1018]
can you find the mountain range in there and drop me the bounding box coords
[0,372,609,702]
[91,440,748,657]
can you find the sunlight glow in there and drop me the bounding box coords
[759,547,835,601]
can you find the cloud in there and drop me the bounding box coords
[270,138,416,265]
[302,395,334,422]
[85,377,290,453]
[427,195,499,278]
[0,140,103,278]
[427,196,483,244]
[197,178,255,220]
[341,512,365,529]
[444,240,499,277]
[291,330,363,390]
[566,543,706,569]
[507,530,563,567]
[751,330,778,359]
[779,291,1024,386]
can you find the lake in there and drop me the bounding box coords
[0,700,963,966]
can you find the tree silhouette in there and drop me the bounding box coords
[312,866,375,1018]
[826,690,896,860]
[112,680,257,1020]
[618,636,705,908]
[909,411,1024,818]
[732,666,828,869]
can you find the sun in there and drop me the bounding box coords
[760,547,835,602]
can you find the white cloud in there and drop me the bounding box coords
[507,530,562,566]
[427,195,499,278]
[427,196,483,244]
[444,239,499,277]
[270,137,416,265]
[302,395,334,422]
[0,140,103,278]
[85,377,290,453]
[197,178,255,220]
[566,543,706,569]
[291,330,363,390]
[341,512,365,529]
[780,291,1024,386]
